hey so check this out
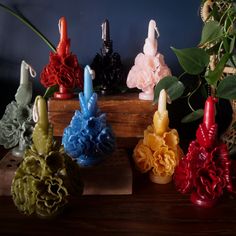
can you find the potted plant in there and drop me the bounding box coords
[154,0,236,153]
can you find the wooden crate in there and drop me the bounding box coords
[48,93,157,143]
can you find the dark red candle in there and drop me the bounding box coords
[203,96,218,130]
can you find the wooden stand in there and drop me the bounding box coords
[81,149,132,195]
[48,93,157,146]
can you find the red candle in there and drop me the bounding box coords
[203,96,218,130]
[57,17,69,56]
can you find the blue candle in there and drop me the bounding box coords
[84,65,93,104]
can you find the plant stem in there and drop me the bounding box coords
[0,3,56,52]
[187,78,202,112]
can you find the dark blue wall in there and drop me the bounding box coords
[0,0,202,115]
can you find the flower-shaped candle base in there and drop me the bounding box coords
[149,171,172,184]
[62,82,115,167]
[174,97,233,207]
[54,85,75,99]
[133,90,182,184]
[139,89,154,101]
[76,154,105,167]
[190,191,218,208]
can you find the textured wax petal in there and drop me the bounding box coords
[11,145,83,218]
[133,140,153,173]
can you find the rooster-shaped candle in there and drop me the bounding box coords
[40,17,83,99]
[174,97,233,207]
[11,96,83,218]
[0,60,36,156]
[62,65,115,166]
[90,19,123,95]
[127,20,171,100]
[133,89,182,184]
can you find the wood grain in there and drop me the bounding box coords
[48,93,157,141]
[0,146,236,236]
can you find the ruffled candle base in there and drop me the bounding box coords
[139,90,154,101]
[76,154,105,167]
[54,85,75,99]
[149,171,172,184]
[190,191,218,208]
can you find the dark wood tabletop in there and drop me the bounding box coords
[0,147,236,236]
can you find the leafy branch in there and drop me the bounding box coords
[154,0,236,123]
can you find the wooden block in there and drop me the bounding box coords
[48,93,157,144]
[0,149,132,196]
[0,151,22,196]
[81,149,132,195]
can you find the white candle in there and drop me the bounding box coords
[158,89,167,113]
[20,60,29,85]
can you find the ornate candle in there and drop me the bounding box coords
[90,19,123,95]
[62,65,115,166]
[0,60,35,157]
[126,19,171,101]
[12,96,83,218]
[133,89,182,184]
[40,16,83,99]
[174,96,233,208]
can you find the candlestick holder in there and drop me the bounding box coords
[11,96,83,218]
[62,91,116,166]
[0,60,36,157]
[126,19,171,100]
[133,89,183,184]
[174,96,233,207]
[40,17,83,99]
[90,19,123,95]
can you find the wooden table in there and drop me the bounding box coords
[0,147,236,236]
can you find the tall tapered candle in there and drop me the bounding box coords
[203,96,217,130]
[158,89,167,113]
[143,19,158,56]
[84,65,93,105]
[102,19,110,42]
[57,17,68,56]
[20,61,29,85]
[33,96,49,133]
[148,20,156,41]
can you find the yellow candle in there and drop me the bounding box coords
[153,89,169,135]
[33,96,49,135]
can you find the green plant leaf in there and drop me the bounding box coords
[200,21,223,46]
[230,35,236,54]
[205,53,231,85]
[154,76,185,103]
[171,47,210,75]
[43,85,59,100]
[216,75,236,99]
[181,109,204,123]
[0,3,56,52]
